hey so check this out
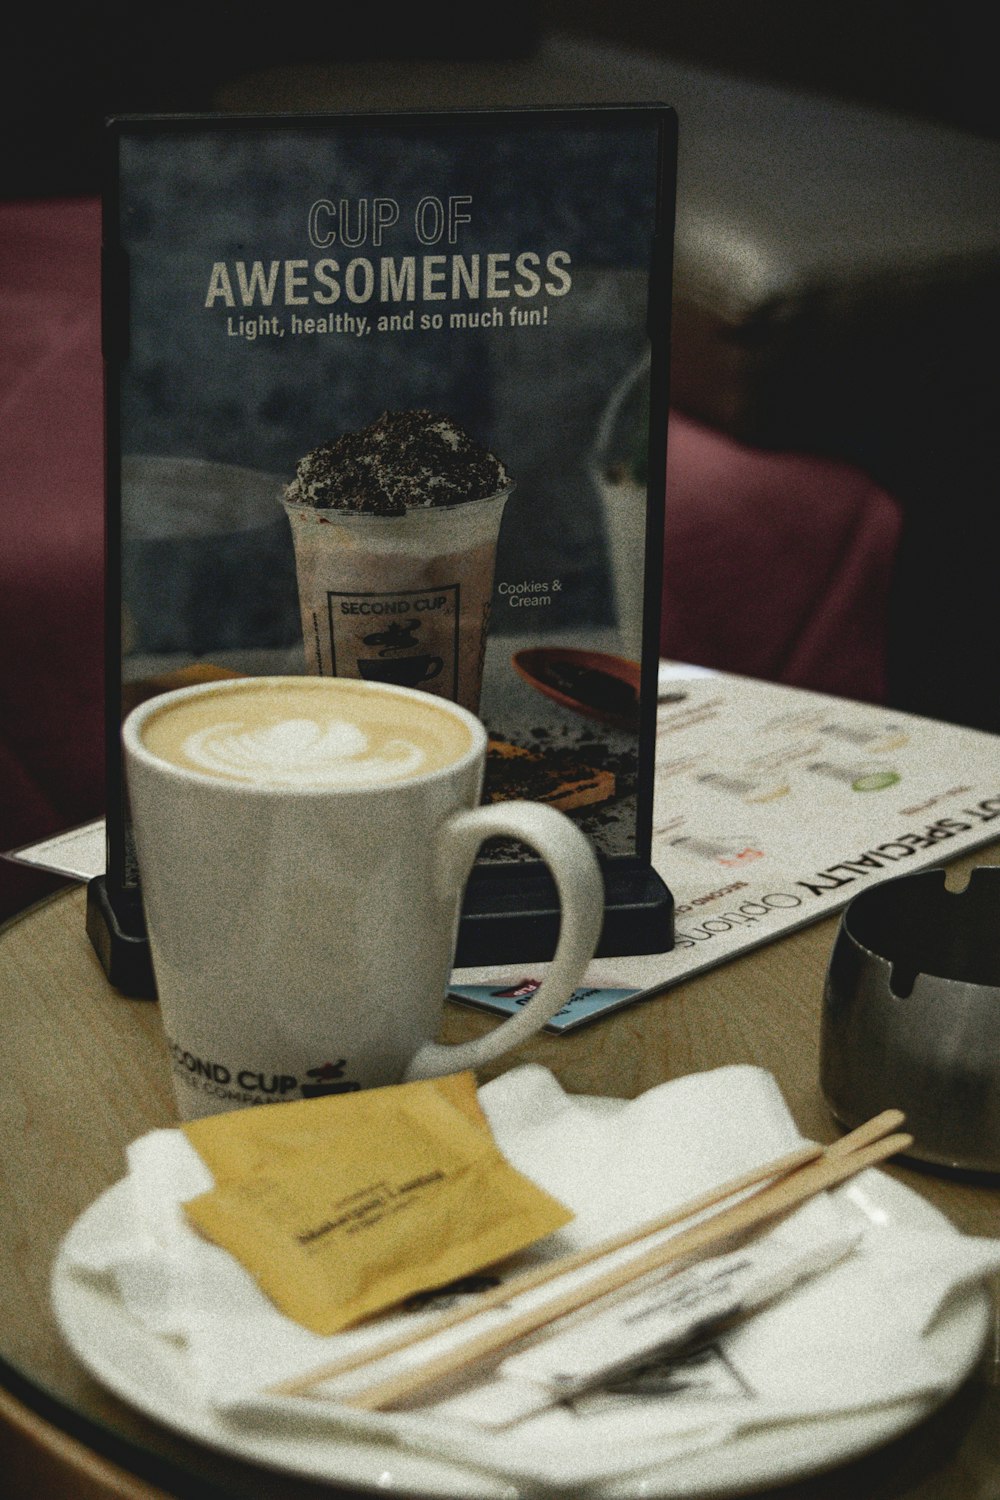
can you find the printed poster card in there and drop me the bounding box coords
[96,107,677,985]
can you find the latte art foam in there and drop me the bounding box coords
[140,678,473,788]
[181,717,427,786]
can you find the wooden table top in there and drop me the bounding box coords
[1,859,998,1499]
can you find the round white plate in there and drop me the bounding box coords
[51,1164,989,1499]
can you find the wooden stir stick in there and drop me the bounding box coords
[270,1109,905,1402]
[345,1125,912,1411]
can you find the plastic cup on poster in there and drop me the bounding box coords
[282,489,511,714]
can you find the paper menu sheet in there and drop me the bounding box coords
[455,663,1000,1010]
[4,819,105,882]
[653,668,999,930]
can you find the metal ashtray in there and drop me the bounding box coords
[820,867,1000,1176]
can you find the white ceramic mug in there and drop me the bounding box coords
[123,675,604,1119]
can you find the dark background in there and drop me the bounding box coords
[5,2,998,198]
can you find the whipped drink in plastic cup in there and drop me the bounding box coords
[283,490,510,713]
[282,411,511,714]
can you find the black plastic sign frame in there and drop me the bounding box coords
[88,105,676,996]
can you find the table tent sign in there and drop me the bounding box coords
[87,105,677,995]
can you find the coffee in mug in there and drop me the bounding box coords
[124,676,603,1119]
[140,676,469,785]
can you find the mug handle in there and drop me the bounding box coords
[403,800,604,1079]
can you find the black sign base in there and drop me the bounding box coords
[86,863,673,1000]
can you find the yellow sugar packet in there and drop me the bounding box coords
[181,1072,572,1335]
[183,1071,491,1183]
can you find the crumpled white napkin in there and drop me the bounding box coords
[59,1064,1000,1493]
